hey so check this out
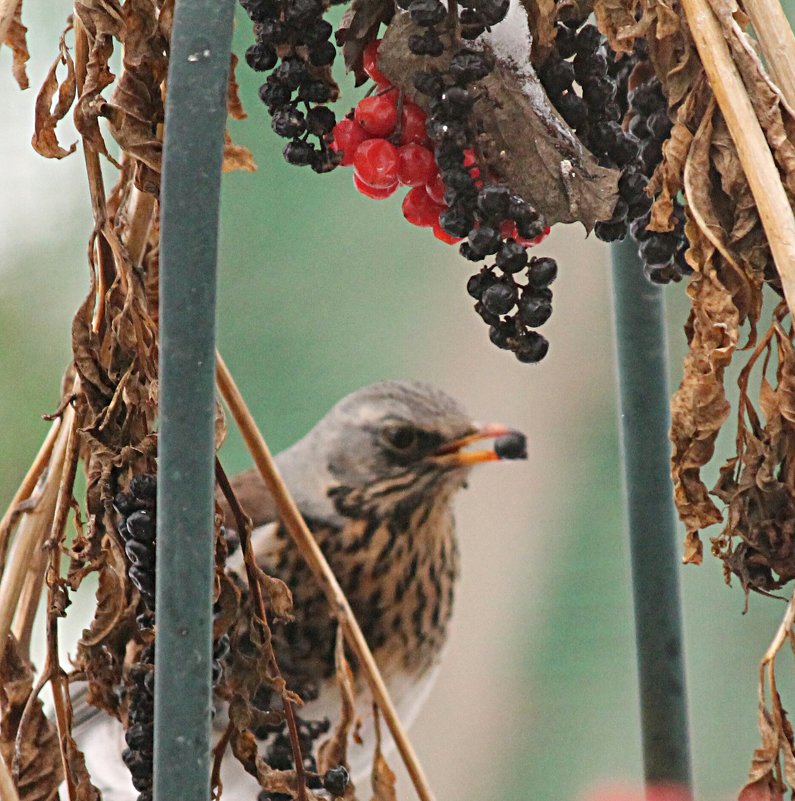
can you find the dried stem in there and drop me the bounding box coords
[210,720,234,800]
[125,187,157,270]
[215,461,309,801]
[0,0,21,50]
[680,0,795,315]
[43,403,82,801]
[0,417,63,576]
[0,753,21,801]
[215,352,437,801]
[0,403,74,669]
[740,0,795,107]
[12,546,48,659]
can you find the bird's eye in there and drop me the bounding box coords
[383,425,417,451]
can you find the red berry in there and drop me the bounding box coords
[354,91,398,137]
[353,138,399,188]
[433,221,463,244]
[363,40,389,86]
[353,173,398,199]
[331,118,371,166]
[463,149,476,167]
[397,144,436,187]
[398,101,428,146]
[402,187,445,227]
[425,172,445,205]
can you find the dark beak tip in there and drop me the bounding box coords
[493,431,528,461]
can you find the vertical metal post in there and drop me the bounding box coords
[610,238,694,790]
[155,1,235,799]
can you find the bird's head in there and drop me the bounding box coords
[289,380,526,520]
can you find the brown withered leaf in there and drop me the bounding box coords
[716,10,795,200]
[31,23,77,159]
[336,0,394,84]
[223,130,257,173]
[0,638,62,801]
[73,0,122,162]
[228,53,247,121]
[3,0,29,90]
[739,704,787,801]
[669,263,737,552]
[369,707,397,801]
[378,14,619,228]
[593,0,644,53]
[519,0,556,58]
[262,572,293,622]
[78,541,133,647]
[100,0,167,179]
[647,77,710,233]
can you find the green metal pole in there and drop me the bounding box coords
[155,1,235,799]
[610,238,693,789]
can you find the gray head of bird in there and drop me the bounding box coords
[278,380,525,524]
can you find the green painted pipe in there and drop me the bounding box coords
[610,237,694,790]
[155,1,236,798]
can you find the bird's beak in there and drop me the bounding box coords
[432,423,527,466]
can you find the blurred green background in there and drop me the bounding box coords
[2,4,794,800]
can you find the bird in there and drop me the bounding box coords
[76,379,526,799]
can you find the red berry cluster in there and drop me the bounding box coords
[330,40,551,250]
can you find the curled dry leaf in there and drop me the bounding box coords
[336,0,394,83]
[223,130,257,173]
[739,701,790,801]
[99,0,168,191]
[369,707,397,801]
[31,22,77,160]
[3,0,29,90]
[0,638,62,801]
[378,13,619,228]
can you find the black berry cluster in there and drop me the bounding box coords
[626,76,690,283]
[240,0,340,172]
[539,21,651,245]
[115,474,157,611]
[121,644,155,801]
[467,255,558,363]
[411,41,558,361]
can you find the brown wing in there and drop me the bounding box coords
[218,467,279,529]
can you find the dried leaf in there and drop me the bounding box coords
[369,708,397,801]
[3,0,29,90]
[519,0,556,56]
[73,0,122,162]
[223,130,257,173]
[378,14,619,228]
[336,0,394,83]
[262,572,294,622]
[0,638,62,801]
[739,704,787,801]
[99,0,167,178]
[228,53,247,121]
[31,23,77,159]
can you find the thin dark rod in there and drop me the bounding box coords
[609,237,694,789]
[154,1,236,799]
